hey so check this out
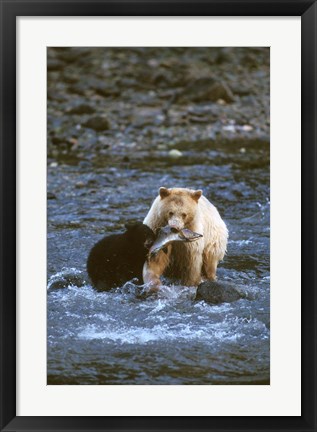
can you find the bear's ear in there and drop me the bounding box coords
[125,222,140,231]
[159,187,170,199]
[191,189,203,202]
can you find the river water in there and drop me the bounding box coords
[47,138,270,385]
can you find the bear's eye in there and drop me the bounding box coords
[169,211,174,217]
[182,213,187,219]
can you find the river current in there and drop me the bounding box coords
[47,139,270,385]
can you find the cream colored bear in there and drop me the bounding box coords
[143,187,228,287]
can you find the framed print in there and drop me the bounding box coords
[1,1,316,431]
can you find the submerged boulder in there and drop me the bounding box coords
[47,269,87,290]
[195,280,254,304]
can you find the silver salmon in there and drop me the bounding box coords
[149,226,203,257]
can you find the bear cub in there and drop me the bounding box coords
[87,222,155,291]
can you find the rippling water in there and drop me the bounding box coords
[47,140,270,385]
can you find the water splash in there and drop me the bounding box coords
[47,267,87,290]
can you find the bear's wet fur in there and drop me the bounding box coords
[143,187,228,287]
[87,222,155,291]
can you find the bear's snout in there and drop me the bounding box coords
[168,218,184,230]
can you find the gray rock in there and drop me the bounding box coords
[67,84,86,96]
[47,89,66,102]
[67,104,95,115]
[47,271,87,291]
[47,59,64,72]
[47,192,57,200]
[62,74,79,84]
[93,83,120,98]
[179,78,235,103]
[195,280,254,304]
[83,116,111,131]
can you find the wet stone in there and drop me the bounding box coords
[179,78,235,103]
[47,270,87,290]
[67,104,96,115]
[51,136,65,145]
[55,47,91,63]
[75,181,85,189]
[230,84,253,97]
[67,84,87,96]
[47,90,66,102]
[195,280,254,304]
[168,149,183,158]
[47,192,57,200]
[82,116,111,131]
[93,82,120,97]
[62,74,79,84]
[47,59,65,72]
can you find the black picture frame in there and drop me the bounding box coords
[1,1,316,431]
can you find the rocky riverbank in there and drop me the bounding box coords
[47,47,269,165]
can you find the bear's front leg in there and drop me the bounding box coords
[143,246,170,290]
[182,255,204,286]
[173,241,204,286]
[202,251,218,281]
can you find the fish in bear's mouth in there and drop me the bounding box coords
[148,225,203,257]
